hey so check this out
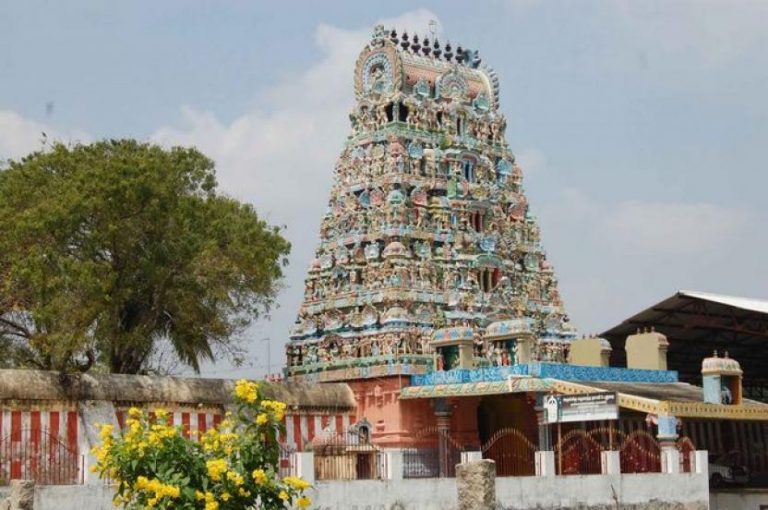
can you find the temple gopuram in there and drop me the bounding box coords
[279,25,768,484]
[286,25,574,385]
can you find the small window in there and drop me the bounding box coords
[398,104,409,122]
[385,103,394,122]
[463,160,475,182]
[472,211,483,232]
[479,269,493,292]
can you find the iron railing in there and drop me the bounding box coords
[0,428,83,485]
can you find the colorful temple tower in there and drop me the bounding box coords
[285,26,574,445]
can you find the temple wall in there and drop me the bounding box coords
[0,369,357,485]
[3,472,709,510]
[347,377,483,448]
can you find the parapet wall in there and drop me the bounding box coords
[4,472,710,510]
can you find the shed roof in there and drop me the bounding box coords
[601,290,768,394]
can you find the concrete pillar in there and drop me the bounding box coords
[386,450,404,480]
[534,395,552,451]
[661,446,681,474]
[77,400,119,485]
[293,452,315,486]
[694,450,709,477]
[456,460,496,510]
[534,451,555,477]
[601,450,621,474]
[9,480,34,510]
[434,398,453,477]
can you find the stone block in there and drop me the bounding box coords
[9,480,34,510]
[456,459,496,510]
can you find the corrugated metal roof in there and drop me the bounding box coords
[679,290,768,315]
[601,290,768,399]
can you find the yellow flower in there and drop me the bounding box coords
[206,459,228,481]
[221,492,231,502]
[252,469,267,485]
[155,408,169,422]
[283,476,311,491]
[226,471,244,486]
[234,379,259,403]
[128,407,142,419]
[278,490,289,501]
[297,496,312,508]
[256,413,268,426]
[99,423,115,441]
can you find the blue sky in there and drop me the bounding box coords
[2,1,767,377]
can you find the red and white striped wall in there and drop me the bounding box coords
[281,413,357,451]
[0,407,81,482]
[115,406,223,439]
[114,406,355,451]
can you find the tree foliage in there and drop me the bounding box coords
[0,140,290,373]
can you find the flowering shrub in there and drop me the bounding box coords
[91,379,311,509]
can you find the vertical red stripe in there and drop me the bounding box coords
[49,411,60,439]
[181,413,190,438]
[67,411,78,454]
[292,415,302,451]
[212,414,222,429]
[30,411,41,445]
[350,415,357,426]
[11,411,21,442]
[197,414,208,436]
[47,411,59,481]
[10,411,21,480]
[116,410,125,430]
[335,415,344,434]
[30,411,41,476]
[307,415,316,443]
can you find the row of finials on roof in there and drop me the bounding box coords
[388,28,481,68]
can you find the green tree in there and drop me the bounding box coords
[0,140,290,373]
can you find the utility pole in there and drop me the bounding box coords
[261,337,271,378]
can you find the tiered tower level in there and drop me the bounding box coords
[286,26,574,383]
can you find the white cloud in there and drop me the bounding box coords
[597,200,750,255]
[0,110,89,161]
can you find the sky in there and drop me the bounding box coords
[2,0,767,378]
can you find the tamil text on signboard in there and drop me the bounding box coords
[544,392,618,424]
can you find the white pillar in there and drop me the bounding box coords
[387,450,404,480]
[293,452,315,486]
[694,450,709,477]
[77,400,119,485]
[535,451,555,477]
[461,451,483,464]
[661,446,681,474]
[601,450,621,474]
